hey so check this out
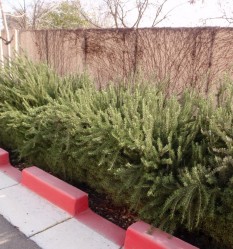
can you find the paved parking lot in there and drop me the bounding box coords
[0,214,41,249]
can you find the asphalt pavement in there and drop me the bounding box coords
[0,214,41,249]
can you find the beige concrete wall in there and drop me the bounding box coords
[0,29,19,63]
[18,28,233,93]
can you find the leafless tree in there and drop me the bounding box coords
[104,0,178,28]
[193,0,233,26]
[207,1,233,25]
[82,0,183,29]
[6,0,58,29]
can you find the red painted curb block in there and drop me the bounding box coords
[124,221,199,249]
[76,209,126,246]
[21,166,89,215]
[0,148,21,182]
[0,148,10,165]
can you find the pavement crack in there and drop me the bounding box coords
[0,183,20,191]
[29,217,73,238]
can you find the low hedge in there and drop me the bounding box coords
[0,58,233,248]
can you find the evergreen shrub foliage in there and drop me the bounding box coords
[0,58,233,248]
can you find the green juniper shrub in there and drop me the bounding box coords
[0,58,233,248]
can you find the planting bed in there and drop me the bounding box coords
[71,184,231,249]
[0,147,199,249]
[6,148,229,249]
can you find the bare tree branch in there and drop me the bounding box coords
[100,0,177,28]
[199,1,233,26]
[132,0,149,28]
[79,9,103,28]
[152,2,184,27]
[7,0,58,29]
[151,0,169,27]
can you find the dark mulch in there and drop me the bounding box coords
[77,183,137,230]
[174,228,230,249]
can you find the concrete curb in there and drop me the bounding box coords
[125,221,198,249]
[0,148,199,249]
[21,166,125,245]
[0,148,21,182]
[22,166,88,215]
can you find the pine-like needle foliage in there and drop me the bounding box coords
[0,57,233,248]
